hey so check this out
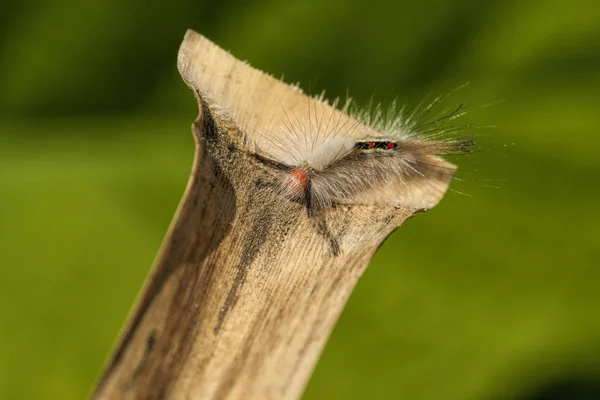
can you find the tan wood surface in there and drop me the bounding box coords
[92,30,457,400]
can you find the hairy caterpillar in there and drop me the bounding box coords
[179,33,474,256]
[246,94,474,218]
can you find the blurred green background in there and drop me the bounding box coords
[1,0,599,399]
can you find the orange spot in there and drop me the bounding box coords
[292,169,309,185]
[284,168,309,195]
[387,142,394,149]
[369,142,375,148]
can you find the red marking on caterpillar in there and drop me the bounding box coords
[283,168,310,196]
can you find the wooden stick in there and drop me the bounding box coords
[92,30,457,400]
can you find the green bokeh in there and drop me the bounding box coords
[1,0,599,399]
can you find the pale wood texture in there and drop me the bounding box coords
[92,30,457,400]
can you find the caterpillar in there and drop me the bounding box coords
[247,95,474,218]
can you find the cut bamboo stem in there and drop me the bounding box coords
[92,30,457,400]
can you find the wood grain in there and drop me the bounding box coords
[92,30,457,400]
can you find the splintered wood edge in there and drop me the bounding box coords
[177,29,457,210]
